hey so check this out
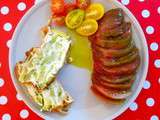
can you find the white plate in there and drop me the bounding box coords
[9,0,148,120]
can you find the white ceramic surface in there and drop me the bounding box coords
[9,0,148,120]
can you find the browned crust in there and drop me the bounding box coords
[25,48,38,58]
[14,63,20,80]
[51,100,72,113]
[40,26,49,38]
[14,61,37,86]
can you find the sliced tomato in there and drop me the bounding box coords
[51,0,65,15]
[76,19,98,36]
[85,3,105,20]
[76,0,90,9]
[65,9,85,29]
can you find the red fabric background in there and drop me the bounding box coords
[0,0,159,120]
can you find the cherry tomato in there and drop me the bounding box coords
[76,19,98,36]
[76,0,90,9]
[65,9,85,29]
[85,3,105,20]
[51,0,65,15]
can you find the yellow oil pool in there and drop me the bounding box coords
[67,29,93,71]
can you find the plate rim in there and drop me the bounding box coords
[9,0,149,120]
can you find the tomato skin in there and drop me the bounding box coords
[64,3,78,15]
[51,0,65,15]
[76,0,90,9]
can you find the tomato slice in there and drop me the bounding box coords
[76,19,98,36]
[76,0,90,9]
[65,9,85,29]
[85,3,105,20]
[51,0,65,15]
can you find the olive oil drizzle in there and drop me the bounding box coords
[67,29,93,71]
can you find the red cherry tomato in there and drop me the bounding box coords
[51,0,65,15]
[76,0,90,9]
[51,0,78,26]
[64,3,77,15]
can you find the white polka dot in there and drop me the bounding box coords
[143,80,151,89]
[2,113,11,120]
[139,0,145,2]
[0,78,4,87]
[150,42,159,51]
[20,109,29,119]
[16,93,23,101]
[0,6,9,15]
[150,115,159,120]
[154,59,160,68]
[129,102,138,111]
[34,0,43,4]
[0,96,8,105]
[146,26,155,34]
[146,98,155,107]
[121,0,130,5]
[157,6,160,14]
[17,2,26,11]
[3,23,12,32]
[6,40,12,48]
[142,9,150,18]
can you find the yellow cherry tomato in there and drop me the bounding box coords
[65,9,85,29]
[85,3,105,20]
[76,19,98,36]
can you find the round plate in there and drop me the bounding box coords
[9,0,148,120]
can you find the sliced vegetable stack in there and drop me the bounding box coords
[89,8,140,100]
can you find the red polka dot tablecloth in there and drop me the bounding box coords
[0,0,160,120]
